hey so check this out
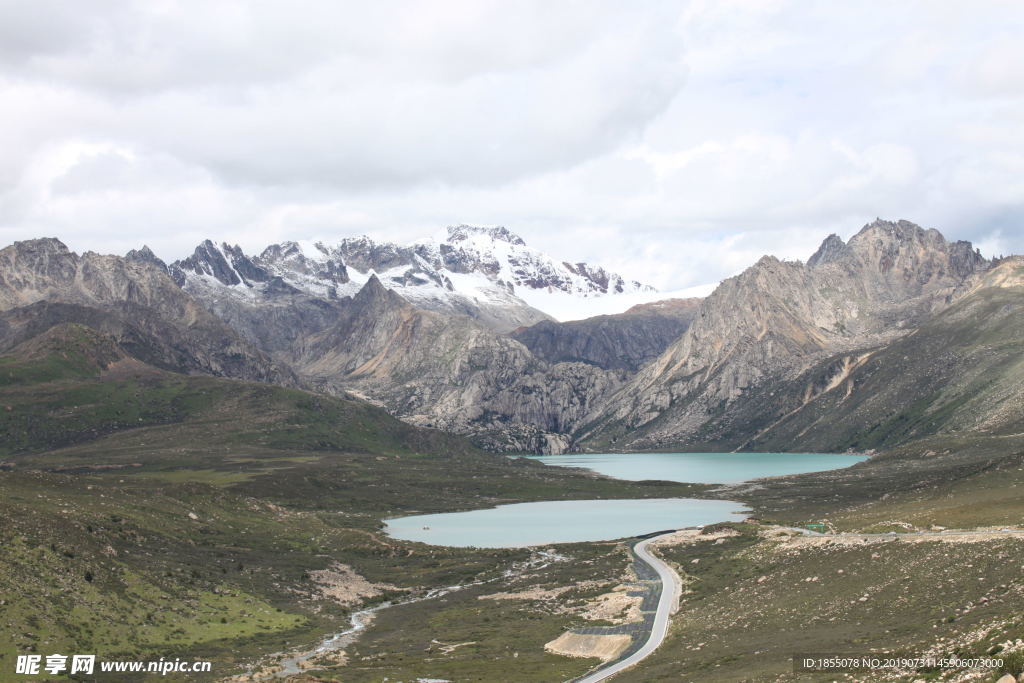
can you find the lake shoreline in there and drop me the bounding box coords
[526,451,869,485]
[384,452,864,548]
[385,497,749,548]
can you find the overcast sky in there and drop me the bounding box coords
[1,1,1022,290]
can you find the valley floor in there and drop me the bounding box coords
[247,438,1024,682]
[3,328,1024,681]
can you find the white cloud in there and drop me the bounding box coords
[0,1,1022,290]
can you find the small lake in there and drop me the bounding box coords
[384,498,746,548]
[528,451,868,484]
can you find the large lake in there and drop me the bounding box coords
[528,451,868,484]
[384,452,866,548]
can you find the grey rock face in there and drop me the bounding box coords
[510,298,701,371]
[259,242,350,287]
[580,219,992,450]
[807,234,848,267]
[331,236,428,275]
[836,219,987,290]
[0,238,297,386]
[190,282,347,356]
[124,245,169,273]
[166,240,357,357]
[726,271,1024,453]
[169,239,271,287]
[561,262,626,294]
[292,276,623,453]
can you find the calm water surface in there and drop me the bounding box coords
[528,451,867,484]
[385,452,866,548]
[385,498,746,548]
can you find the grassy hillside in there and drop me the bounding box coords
[0,323,702,680]
[293,444,1024,683]
[4,320,1023,681]
[612,428,1024,680]
[623,523,1024,681]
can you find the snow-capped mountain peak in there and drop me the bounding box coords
[445,224,526,246]
[168,226,658,330]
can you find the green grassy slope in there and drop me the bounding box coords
[624,523,1024,682]
[0,323,702,680]
[4,315,1023,681]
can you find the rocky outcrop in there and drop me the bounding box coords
[579,220,991,450]
[153,228,662,451]
[727,282,1024,452]
[510,298,700,371]
[0,238,298,386]
[169,239,272,288]
[807,219,987,291]
[176,275,347,357]
[259,241,350,289]
[806,233,847,267]
[293,276,623,453]
[124,245,169,272]
[953,255,1024,299]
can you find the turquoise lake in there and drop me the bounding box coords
[384,498,747,548]
[384,452,867,547]
[528,451,868,484]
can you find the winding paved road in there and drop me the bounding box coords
[575,533,681,683]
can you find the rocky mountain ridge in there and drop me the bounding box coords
[578,219,992,450]
[732,276,1024,453]
[292,275,624,453]
[168,225,655,332]
[0,238,297,386]
[1,219,1014,455]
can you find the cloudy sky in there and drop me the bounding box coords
[1,1,1022,290]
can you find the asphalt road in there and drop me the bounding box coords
[575,533,680,683]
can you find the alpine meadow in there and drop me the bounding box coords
[1,3,1024,682]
